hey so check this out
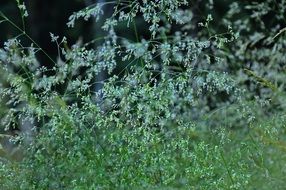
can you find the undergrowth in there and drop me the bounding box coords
[0,0,286,189]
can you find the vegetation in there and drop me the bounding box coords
[0,0,286,189]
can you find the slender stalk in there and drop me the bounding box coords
[0,11,56,65]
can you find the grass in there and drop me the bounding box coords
[1,113,285,189]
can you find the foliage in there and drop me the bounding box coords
[0,0,286,189]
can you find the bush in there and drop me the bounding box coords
[0,0,286,189]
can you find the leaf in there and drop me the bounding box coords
[0,134,12,138]
[273,27,286,40]
[244,68,278,92]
